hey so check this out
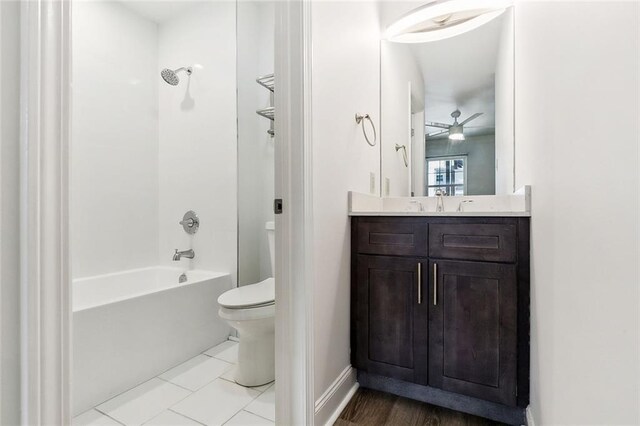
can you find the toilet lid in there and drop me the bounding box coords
[218,277,275,309]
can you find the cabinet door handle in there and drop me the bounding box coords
[417,262,422,304]
[433,263,438,306]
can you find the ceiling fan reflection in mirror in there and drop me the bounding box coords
[426,109,483,141]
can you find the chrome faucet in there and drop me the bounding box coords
[457,200,474,212]
[435,189,446,212]
[407,200,425,212]
[173,249,195,261]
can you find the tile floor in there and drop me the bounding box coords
[73,340,275,426]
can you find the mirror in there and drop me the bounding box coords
[380,5,514,197]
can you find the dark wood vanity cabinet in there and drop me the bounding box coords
[428,259,517,406]
[351,217,530,425]
[355,255,428,385]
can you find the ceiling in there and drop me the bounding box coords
[408,13,506,139]
[118,0,204,24]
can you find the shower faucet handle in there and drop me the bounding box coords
[179,211,199,234]
[179,218,195,227]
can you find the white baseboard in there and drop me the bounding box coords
[314,366,358,426]
[526,406,536,426]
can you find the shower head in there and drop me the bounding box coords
[161,66,192,86]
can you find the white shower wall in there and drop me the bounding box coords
[72,1,237,283]
[237,1,275,286]
[157,1,237,280]
[72,1,159,278]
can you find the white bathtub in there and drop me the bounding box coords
[72,267,232,415]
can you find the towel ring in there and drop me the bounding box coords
[395,144,408,167]
[355,113,377,146]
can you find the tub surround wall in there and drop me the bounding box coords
[72,1,238,282]
[157,1,237,281]
[72,1,159,278]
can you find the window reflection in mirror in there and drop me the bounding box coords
[427,156,466,196]
[380,6,514,197]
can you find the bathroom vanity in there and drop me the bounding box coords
[350,213,530,425]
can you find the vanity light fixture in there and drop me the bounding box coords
[384,0,511,43]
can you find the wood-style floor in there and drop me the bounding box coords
[335,388,505,426]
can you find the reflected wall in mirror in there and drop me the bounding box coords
[381,5,514,197]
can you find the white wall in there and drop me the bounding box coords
[310,1,380,420]
[157,1,237,282]
[411,111,426,196]
[237,1,275,286]
[72,1,159,278]
[380,41,425,196]
[494,8,514,195]
[0,1,21,423]
[515,2,639,424]
[378,1,424,30]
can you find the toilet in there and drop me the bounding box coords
[218,221,275,387]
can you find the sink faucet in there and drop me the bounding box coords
[435,189,446,212]
[457,200,474,212]
[407,200,424,212]
[173,249,195,261]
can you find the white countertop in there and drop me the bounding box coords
[349,211,530,217]
[348,186,531,218]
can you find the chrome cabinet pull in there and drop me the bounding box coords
[433,263,438,306]
[417,262,422,304]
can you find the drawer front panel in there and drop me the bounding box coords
[357,221,427,257]
[429,223,516,262]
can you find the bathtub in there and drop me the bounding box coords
[72,267,232,415]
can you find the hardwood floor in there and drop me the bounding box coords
[335,388,505,426]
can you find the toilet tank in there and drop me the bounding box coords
[265,221,275,276]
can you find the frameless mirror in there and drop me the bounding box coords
[380,4,514,197]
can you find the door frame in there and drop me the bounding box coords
[19,0,72,423]
[19,0,314,424]
[274,0,315,424]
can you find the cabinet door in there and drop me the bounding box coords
[428,260,517,406]
[355,255,428,385]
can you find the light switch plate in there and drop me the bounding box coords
[384,178,390,196]
[369,172,376,194]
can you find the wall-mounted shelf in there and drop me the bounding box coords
[256,106,274,121]
[256,73,274,92]
[256,73,275,137]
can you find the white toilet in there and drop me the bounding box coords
[218,221,275,387]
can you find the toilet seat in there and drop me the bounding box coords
[218,304,275,322]
[218,277,274,309]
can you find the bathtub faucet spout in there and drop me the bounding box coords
[173,248,195,261]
